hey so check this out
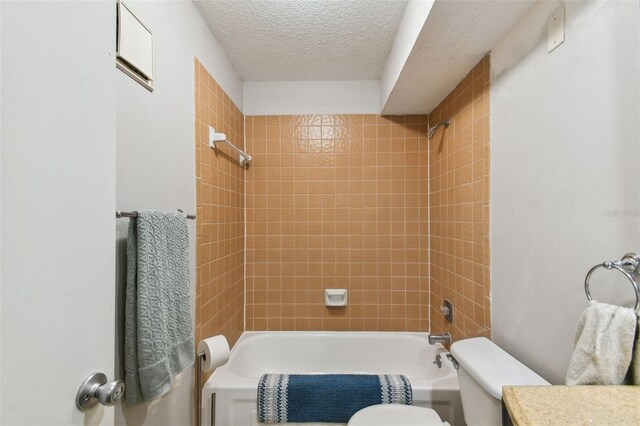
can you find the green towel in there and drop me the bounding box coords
[124,210,194,405]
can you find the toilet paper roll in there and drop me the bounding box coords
[197,335,230,372]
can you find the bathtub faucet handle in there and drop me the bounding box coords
[433,354,443,368]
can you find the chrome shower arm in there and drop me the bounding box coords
[426,118,451,139]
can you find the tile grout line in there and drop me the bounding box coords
[428,119,432,332]
[243,113,247,333]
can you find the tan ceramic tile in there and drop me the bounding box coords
[428,55,491,340]
[245,113,430,332]
[194,59,245,347]
[198,55,489,338]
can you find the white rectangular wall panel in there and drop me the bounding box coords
[118,1,153,79]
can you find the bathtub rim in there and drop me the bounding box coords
[203,330,459,392]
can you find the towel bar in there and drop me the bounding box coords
[584,253,640,313]
[116,210,196,220]
[209,126,251,167]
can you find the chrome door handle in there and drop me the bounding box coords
[76,372,125,410]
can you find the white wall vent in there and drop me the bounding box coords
[116,1,153,91]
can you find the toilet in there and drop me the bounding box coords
[348,405,450,426]
[348,337,550,426]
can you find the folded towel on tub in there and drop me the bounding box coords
[565,301,636,385]
[257,374,412,424]
[124,210,194,404]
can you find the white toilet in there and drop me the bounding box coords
[348,337,550,426]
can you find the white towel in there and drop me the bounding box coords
[566,301,636,385]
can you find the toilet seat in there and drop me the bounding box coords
[347,405,445,426]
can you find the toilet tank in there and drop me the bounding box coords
[450,338,549,426]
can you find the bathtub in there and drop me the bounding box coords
[202,332,463,426]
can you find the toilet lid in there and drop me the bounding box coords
[348,405,443,426]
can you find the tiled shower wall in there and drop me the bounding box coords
[245,115,431,331]
[195,58,491,340]
[194,59,244,349]
[428,57,491,340]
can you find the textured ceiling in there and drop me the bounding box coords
[193,0,409,81]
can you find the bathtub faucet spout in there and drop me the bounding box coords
[428,332,452,345]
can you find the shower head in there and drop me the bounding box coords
[426,119,451,139]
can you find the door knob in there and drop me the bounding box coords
[76,372,125,410]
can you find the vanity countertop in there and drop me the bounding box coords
[502,385,640,425]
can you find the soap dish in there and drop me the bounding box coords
[325,289,348,307]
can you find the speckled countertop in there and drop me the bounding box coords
[502,386,640,426]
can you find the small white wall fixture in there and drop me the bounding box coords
[116,0,153,91]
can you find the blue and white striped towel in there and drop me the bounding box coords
[257,374,412,424]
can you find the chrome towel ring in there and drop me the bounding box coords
[584,253,640,313]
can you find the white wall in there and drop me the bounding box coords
[1,1,116,424]
[243,80,381,115]
[491,0,640,384]
[114,1,242,425]
[380,0,433,110]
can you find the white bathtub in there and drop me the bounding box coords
[202,332,463,426]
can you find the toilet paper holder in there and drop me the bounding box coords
[196,335,230,426]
